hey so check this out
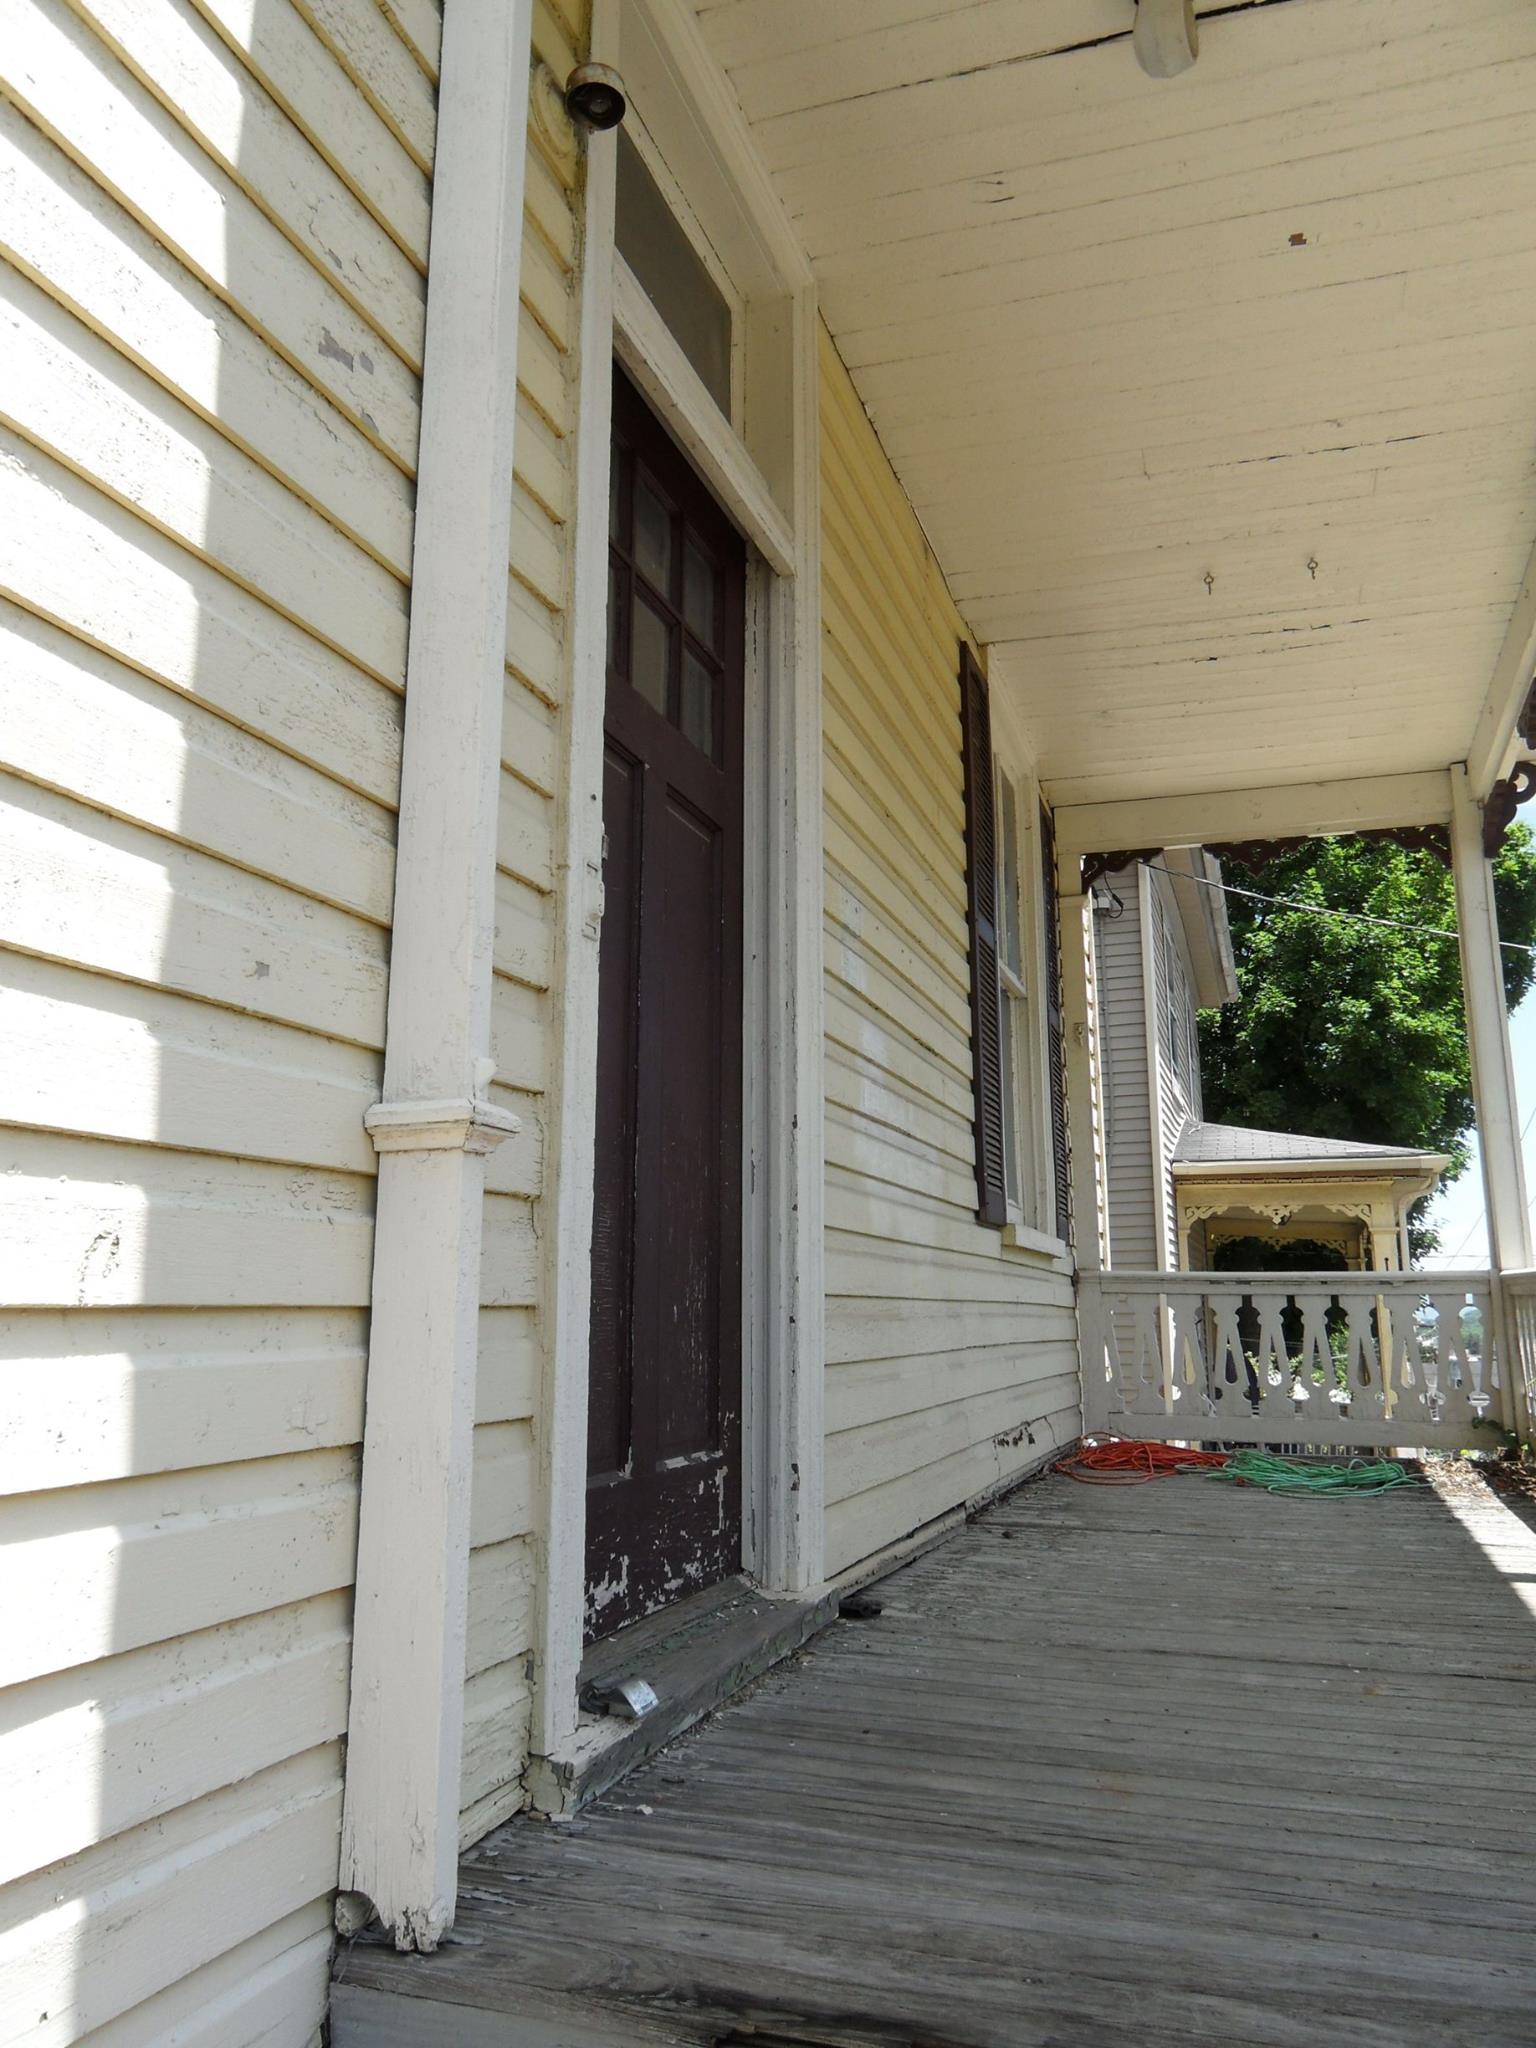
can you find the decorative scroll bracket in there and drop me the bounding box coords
[1209,824,1452,873]
[1482,760,1536,859]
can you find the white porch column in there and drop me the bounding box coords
[339,0,534,1951]
[1450,766,1533,1282]
[1060,868,1110,1433]
[1059,878,1105,1273]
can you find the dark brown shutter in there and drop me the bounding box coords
[959,645,1007,1228]
[1038,800,1072,1240]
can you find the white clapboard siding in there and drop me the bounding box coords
[1095,865,1159,1272]
[0,1591,352,1887]
[819,328,1079,1580]
[493,868,555,990]
[460,1661,533,1826]
[0,104,416,574]
[469,1421,537,1554]
[466,1537,536,1679]
[0,1,440,2041]
[374,0,441,80]
[294,0,438,171]
[506,528,568,694]
[188,0,431,258]
[1,1133,376,1310]
[0,1746,343,2048]
[67,0,427,360]
[0,777,390,1047]
[1,274,410,684]
[476,1305,541,1422]
[3,0,422,464]
[1,606,397,922]
[461,0,581,1844]
[76,1903,334,2048]
[0,1307,367,1492]
[1145,863,1199,1257]
[491,973,547,1093]
[0,442,405,802]
[1,1447,360,1689]
[0,952,380,1172]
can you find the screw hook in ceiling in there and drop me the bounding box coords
[1134,0,1199,77]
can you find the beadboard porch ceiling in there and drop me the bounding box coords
[695,0,1536,805]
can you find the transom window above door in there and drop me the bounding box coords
[615,129,734,415]
[608,425,730,767]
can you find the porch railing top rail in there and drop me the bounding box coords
[1094,1269,1492,1293]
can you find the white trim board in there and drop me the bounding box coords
[613,260,794,575]
[528,93,619,1765]
[527,0,825,1779]
[1053,770,1455,862]
[1467,529,1536,802]
[339,0,535,1949]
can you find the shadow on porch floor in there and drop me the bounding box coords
[334,1464,1536,2047]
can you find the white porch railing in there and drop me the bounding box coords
[1079,1270,1510,1450]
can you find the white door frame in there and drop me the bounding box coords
[530,0,824,1763]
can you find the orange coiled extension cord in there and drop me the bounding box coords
[1055,1436,1229,1484]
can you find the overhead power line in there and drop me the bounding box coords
[1137,861,1536,956]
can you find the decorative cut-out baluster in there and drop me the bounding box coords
[1208,1290,1246,1415]
[1450,1290,1491,1418]
[1443,1293,1468,1402]
[1171,1291,1213,1417]
[1294,1289,1334,1418]
[1130,1293,1165,1416]
[1335,1290,1383,1424]
[1384,1293,1420,1422]
[1416,1294,1445,1422]
[1254,1290,1293,1414]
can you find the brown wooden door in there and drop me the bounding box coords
[586,366,745,1641]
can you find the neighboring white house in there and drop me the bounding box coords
[1095,851,1448,1273]
[1095,849,1237,1270]
[2,3,1535,2044]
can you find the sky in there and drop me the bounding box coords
[1419,988,1536,1270]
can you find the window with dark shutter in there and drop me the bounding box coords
[1038,800,1072,1240]
[959,646,1007,1228]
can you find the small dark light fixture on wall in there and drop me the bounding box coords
[565,61,627,130]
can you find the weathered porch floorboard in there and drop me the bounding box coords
[335,1470,1536,2047]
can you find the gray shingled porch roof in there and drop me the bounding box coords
[1173,1121,1443,1170]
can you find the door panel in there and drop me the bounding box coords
[587,740,642,1485]
[653,790,723,1463]
[585,365,745,1640]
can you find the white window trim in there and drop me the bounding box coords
[990,695,1068,1260]
[530,0,825,1775]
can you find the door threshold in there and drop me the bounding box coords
[526,1577,838,1816]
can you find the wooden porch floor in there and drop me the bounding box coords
[335,1467,1536,2047]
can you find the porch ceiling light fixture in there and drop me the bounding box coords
[564,61,627,130]
[1134,0,1199,76]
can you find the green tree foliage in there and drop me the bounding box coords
[1198,827,1536,1251]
